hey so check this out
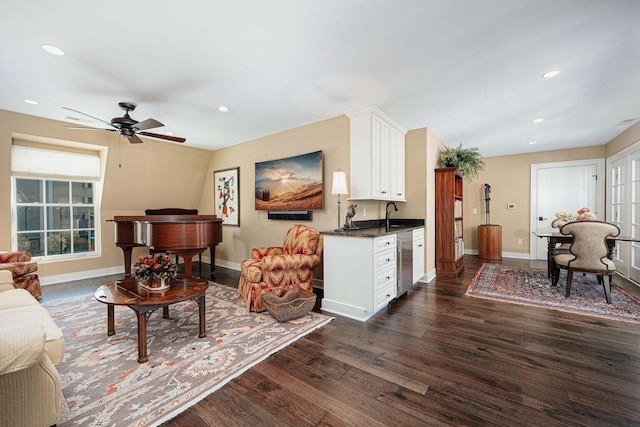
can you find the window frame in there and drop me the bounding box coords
[12,176,101,261]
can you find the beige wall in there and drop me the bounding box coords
[0,110,212,280]
[404,127,443,276]
[462,145,606,254]
[606,120,640,157]
[198,115,409,268]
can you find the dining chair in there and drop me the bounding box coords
[549,219,572,282]
[552,220,620,304]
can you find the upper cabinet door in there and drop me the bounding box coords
[348,107,406,201]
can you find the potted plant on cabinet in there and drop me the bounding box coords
[438,142,485,182]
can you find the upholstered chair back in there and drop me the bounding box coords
[559,220,620,271]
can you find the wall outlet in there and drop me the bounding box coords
[362,208,366,217]
[517,238,523,245]
[472,208,478,214]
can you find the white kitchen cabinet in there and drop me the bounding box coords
[322,233,397,321]
[413,228,425,283]
[348,107,406,201]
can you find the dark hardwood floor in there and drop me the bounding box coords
[41,257,640,426]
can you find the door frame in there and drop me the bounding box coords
[529,158,605,259]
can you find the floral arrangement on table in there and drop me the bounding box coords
[131,254,178,290]
[555,207,596,222]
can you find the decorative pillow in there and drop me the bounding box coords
[282,225,319,255]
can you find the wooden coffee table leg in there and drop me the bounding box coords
[137,310,148,363]
[162,306,170,318]
[107,304,115,336]
[198,295,206,338]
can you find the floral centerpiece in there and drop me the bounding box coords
[131,254,178,291]
[555,207,596,222]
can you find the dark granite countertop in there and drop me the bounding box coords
[321,218,425,237]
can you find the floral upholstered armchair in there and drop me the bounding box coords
[0,251,41,298]
[238,224,322,312]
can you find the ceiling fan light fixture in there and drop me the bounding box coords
[542,70,560,79]
[532,118,544,124]
[218,105,229,112]
[24,99,39,105]
[42,44,64,56]
[528,141,537,145]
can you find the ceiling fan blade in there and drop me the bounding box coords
[139,131,186,143]
[127,134,144,144]
[134,118,164,131]
[64,125,118,131]
[62,107,116,129]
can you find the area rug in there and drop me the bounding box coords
[465,263,640,323]
[43,283,333,426]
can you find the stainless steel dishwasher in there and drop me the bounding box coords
[396,230,413,298]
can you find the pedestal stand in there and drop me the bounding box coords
[478,225,502,260]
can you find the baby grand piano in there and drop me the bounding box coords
[111,212,223,279]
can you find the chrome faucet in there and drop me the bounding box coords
[385,201,398,231]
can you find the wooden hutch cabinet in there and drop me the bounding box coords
[435,167,464,278]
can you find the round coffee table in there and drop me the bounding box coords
[94,277,209,363]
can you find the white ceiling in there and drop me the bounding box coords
[1,0,639,157]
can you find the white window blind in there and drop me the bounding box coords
[11,145,100,180]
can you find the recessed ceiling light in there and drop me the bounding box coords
[528,141,537,145]
[218,106,229,112]
[41,44,64,56]
[24,99,39,105]
[166,131,175,136]
[532,118,544,124]
[542,70,560,79]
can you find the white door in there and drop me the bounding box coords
[530,159,605,260]
[628,150,640,282]
[607,156,627,274]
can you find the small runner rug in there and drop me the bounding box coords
[43,283,333,426]
[465,263,640,323]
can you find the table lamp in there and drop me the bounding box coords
[331,171,349,229]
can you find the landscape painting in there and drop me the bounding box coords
[255,151,323,211]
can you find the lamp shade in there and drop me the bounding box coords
[331,171,348,195]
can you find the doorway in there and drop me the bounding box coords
[530,159,605,260]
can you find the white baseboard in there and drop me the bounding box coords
[464,249,533,260]
[215,259,240,271]
[41,266,124,286]
[41,259,241,286]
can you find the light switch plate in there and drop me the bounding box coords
[507,203,516,210]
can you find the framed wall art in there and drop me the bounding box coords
[214,167,240,226]
[254,150,323,211]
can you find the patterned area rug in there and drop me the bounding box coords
[466,263,640,323]
[43,282,333,426]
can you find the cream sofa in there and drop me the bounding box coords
[0,270,64,427]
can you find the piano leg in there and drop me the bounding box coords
[171,250,202,278]
[120,246,134,277]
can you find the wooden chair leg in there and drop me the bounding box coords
[603,274,612,304]
[552,264,560,286]
[565,270,573,297]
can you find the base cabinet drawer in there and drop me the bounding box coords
[374,249,396,271]
[375,266,396,291]
[375,283,396,311]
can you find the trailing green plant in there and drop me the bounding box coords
[439,142,485,182]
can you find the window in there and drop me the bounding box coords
[15,178,97,258]
[11,141,104,260]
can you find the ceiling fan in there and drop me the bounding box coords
[62,102,186,144]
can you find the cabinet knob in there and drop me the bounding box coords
[418,244,423,247]
[386,258,390,262]
[386,276,390,280]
